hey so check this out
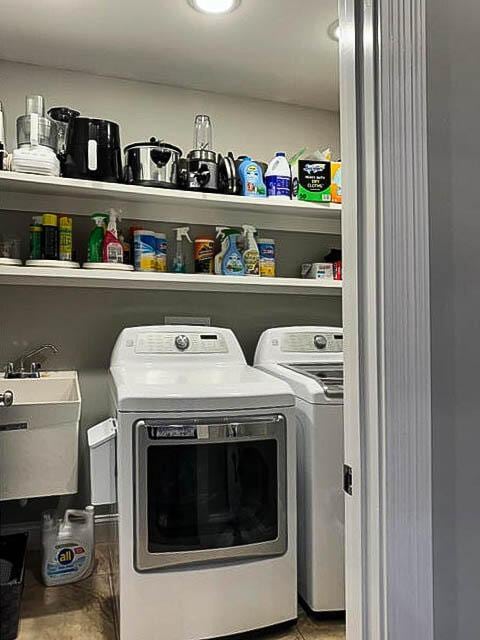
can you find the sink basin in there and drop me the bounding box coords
[0,371,79,404]
[0,371,81,501]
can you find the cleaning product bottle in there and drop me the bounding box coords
[102,208,123,264]
[214,227,229,275]
[172,226,192,273]
[222,228,245,276]
[29,215,43,259]
[42,214,59,260]
[265,151,292,199]
[242,225,260,276]
[238,157,267,198]
[41,506,95,587]
[59,216,73,261]
[87,213,108,263]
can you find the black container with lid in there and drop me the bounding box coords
[63,117,122,182]
[42,214,58,260]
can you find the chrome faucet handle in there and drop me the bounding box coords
[4,362,14,378]
[30,362,41,377]
[0,390,14,407]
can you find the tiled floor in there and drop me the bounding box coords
[17,544,345,640]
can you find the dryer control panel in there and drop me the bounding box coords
[134,331,229,354]
[281,331,343,353]
[111,326,246,366]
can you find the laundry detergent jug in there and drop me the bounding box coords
[41,506,95,586]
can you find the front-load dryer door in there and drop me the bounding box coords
[134,414,287,571]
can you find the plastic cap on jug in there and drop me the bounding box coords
[276,152,286,157]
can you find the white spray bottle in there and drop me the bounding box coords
[242,225,260,276]
[172,226,192,273]
[41,506,95,586]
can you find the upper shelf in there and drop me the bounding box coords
[0,172,342,235]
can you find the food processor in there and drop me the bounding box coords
[11,95,60,176]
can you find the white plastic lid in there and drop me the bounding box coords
[134,229,156,236]
[87,418,116,449]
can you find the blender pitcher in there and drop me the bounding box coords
[194,115,213,151]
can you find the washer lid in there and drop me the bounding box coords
[281,363,344,401]
[110,363,294,412]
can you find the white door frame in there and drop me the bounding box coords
[340,1,434,638]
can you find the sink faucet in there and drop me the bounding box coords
[5,344,59,379]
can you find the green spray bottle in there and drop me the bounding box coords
[87,213,108,263]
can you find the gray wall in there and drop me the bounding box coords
[0,60,340,162]
[427,1,480,637]
[0,281,341,524]
[0,61,341,524]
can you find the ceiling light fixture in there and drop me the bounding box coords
[188,0,241,15]
[328,19,340,42]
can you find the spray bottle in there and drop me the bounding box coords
[102,208,124,263]
[87,213,108,263]
[172,226,192,273]
[214,227,229,275]
[242,225,260,276]
[41,506,95,587]
[221,228,245,276]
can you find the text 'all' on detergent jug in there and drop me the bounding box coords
[41,506,95,586]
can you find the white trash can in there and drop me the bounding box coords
[87,418,117,505]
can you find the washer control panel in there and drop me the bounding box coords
[281,331,343,353]
[134,332,229,354]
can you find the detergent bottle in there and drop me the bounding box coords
[41,506,95,586]
[172,226,192,273]
[238,157,266,198]
[221,228,245,276]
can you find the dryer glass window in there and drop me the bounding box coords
[146,440,278,552]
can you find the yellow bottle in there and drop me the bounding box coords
[59,216,73,261]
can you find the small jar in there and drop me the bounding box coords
[194,237,215,274]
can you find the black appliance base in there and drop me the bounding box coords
[298,595,346,621]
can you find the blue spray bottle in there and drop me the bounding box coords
[221,229,245,276]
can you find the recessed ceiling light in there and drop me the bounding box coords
[188,0,241,15]
[328,19,340,42]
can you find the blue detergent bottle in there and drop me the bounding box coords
[221,229,245,276]
[238,157,267,198]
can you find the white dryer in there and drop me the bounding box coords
[255,326,345,614]
[89,325,297,640]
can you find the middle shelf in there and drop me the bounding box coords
[0,266,343,296]
[0,172,342,235]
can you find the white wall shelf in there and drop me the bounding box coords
[0,172,342,235]
[0,265,342,296]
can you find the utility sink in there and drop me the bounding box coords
[0,371,81,501]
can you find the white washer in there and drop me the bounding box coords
[90,325,297,640]
[254,326,345,614]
